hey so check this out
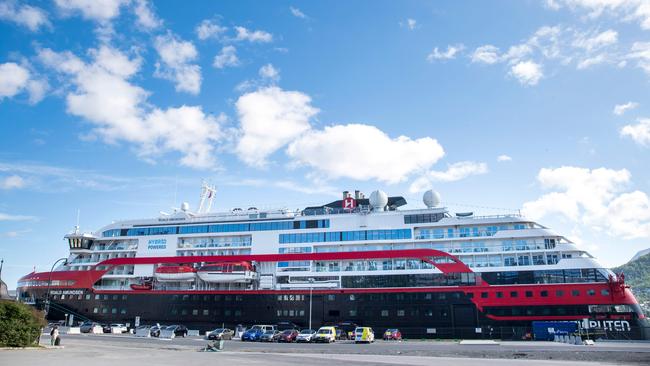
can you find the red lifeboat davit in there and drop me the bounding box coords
[154,265,196,282]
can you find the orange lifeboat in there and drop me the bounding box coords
[154,265,196,282]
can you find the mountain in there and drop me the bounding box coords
[630,248,650,262]
[613,250,650,315]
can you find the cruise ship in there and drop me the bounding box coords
[17,185,648,339]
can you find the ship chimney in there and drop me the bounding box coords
[342,190,349,200]
[354,190,360,199]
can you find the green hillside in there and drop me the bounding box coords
[613,251,650,315]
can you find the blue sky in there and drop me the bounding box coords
[1,0,650,288]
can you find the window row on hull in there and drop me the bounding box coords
[102,219,330,237]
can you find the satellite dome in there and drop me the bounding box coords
[423,190,441,208]
[369,190,388,211]
[181,202,190,212]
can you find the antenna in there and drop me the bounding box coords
[173,175,178,208]
[75,209,80,234]
[197,180,217,214]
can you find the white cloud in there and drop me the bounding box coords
[427,44,465,62]
[39,46,223,169]
[548,0,650,31]
[287,124,445,184]
[613,101,639,116]
[0,62,29,99]
[627,42,650,75]
[523,166,650,239]
[403,18,417,30]
[0,62,47,104]
[577,54,608,69]
[153,33,201,94]
[290,6,306,19]
[510,60,543,85]
[235,86,318,167]
[234,26,273,43]
[0,175,25,189]
[54,0,127,22]
[259,63,280,81]
[572,29,618,52]
[0,1,50,31]
[497,154,512,162]
[0,212,35,221]
[471,45,500,64]
[133,0,161,29]
[409,161,487,192]
[196,19,227,40]
[621,118,650,146]
[213,45,239,69]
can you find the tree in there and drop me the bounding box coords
[0,300,46,347]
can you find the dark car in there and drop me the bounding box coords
[383,328,402,341]
[278,329,299,343]
[337,322,358,339]
[150,325,164,337]
[165,324,188,337]
[335,328,349,340]
[260,330,282,342]
[80,321,101,333]
[206,328,234,340]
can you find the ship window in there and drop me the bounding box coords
[85,294,91,300]
[587,289,595,296]
[510,291,518,298]
[467,292,474,298]
[397,310,405,317]
[556,290,564,297]
[572,290,580,296]
[93,307,98,313]
[102,308,108,314]
[122,295,127,300]
[224,310,231,316]
[95,294,100,300]
[601,289,609,296]
[171,309,177,315]
[181,309,187,315]
[120,309,126,314]
[327,294,335,301]
[540,291,548,297]
[481,292,488,298]
[235,310,242,316]
[525,291,533,298]
[203,309,209,316]
[111,308,118,314]
[349,310,357,316]
[496,292,503,298]
[381,310,389,317]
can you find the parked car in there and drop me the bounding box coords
[295,329,316,343]
[102,323,111,333]
[383,328,402,341]
[337,322,358,339]
[165,324,188,337]
[313,326,337,343]
[150,325,164,337]
[80,321,101,333]
[335,328,349,340]
[354,327,375,343]
[278,329,300,343]
[260,330,282,342]
[206,328,234,340]
[241,325,275,341]
[108,323,128,333]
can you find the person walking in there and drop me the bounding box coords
[50,325,59,346]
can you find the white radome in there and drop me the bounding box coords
[423,190,441,208]
[181,202,190,212]
[369,190,388,211]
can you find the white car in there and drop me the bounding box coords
[110,323,128,333]
[295,329,316,343]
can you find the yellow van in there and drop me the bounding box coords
[354,327,375,343]
[313,326,337,343]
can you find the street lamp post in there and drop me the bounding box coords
[45,257,68,318]
[308,278,314,331]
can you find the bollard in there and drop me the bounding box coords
[574,336,582,345]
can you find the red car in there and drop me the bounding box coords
[383,328,402,341]
[278,329,300,343]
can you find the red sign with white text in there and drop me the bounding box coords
[343,197,356,209]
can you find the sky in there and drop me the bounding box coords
[1,0,650,289]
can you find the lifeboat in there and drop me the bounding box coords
[154,265,196,282]
[197,261,257,283]
[130,283,152,291]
